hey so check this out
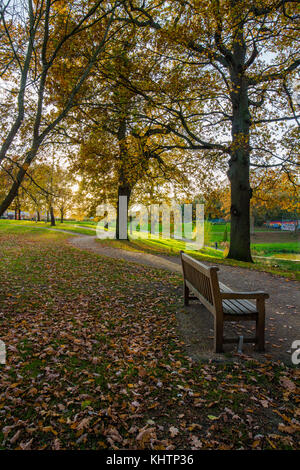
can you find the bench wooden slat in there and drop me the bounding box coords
[222,299,244,314]
[185,263,214,306]
[219,281,262,314]
[222,299,257,315]
[185,279,215,315]
[219,282,259,311]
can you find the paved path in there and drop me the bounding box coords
[68,235,300,363]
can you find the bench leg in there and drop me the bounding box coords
[214,316,224,353]
[184,282,189,306]
[255,299,265,352]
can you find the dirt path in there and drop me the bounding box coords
[69,235,300,364]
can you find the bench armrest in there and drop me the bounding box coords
[221,291,269,300]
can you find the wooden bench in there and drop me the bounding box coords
[180,251,269,353]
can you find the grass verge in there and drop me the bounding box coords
[96,238,300,281]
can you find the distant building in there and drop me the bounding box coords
[264,220,299,231]
[1,210,35,220]
[209,218,226,224]
[1,211,14,219]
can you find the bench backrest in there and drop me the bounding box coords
[180,251,222,315]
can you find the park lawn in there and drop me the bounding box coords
[64,220,98,227]
[1,220,298,278]
[0,227,299,450]
[0,220,96,236]
[49,222,96,235]
[97,236,223,260]
[0,221,65,237]
[96,237,300,281]
[252,243,300,256]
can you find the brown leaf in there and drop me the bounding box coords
[10,430,21,444]
[19,439,33,450]
[77,417,91,431]
[52,438,61,450]
[169,426,179,437]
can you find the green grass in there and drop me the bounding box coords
[0,220,71,238]
[60,220,98,228]
[252,242,300,256]
[50,222,96,235]
[0,219,96,236]
[97,236,300,280]
[64,219,98,225]
[0,227,299,450]
[1,220,299,278]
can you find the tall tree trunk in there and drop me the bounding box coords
[15,209,18,220]
[0,167,26,216]
[60,208,64,224]
[227,156,252,262]
[18,208,21,220]
[37,210,40,222]
[50,206,55,226]
[116,184,131,240]
[226,28,253,263]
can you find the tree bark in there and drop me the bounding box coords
[0,167,27,217]
[50,206,55,226]
[37,210,40,222]
[60,208,64,224]
[226,28,253,262]
[227,157,252,262]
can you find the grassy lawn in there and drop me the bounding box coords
[0,220,96,236]
[49,222,96,235]
[1,220,299,278]
[96,237,300,281]
[0,225,299,450]
[64,220,98,228]
[252,243,300,256]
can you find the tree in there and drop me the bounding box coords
[57,37,189,238]
[0,0,128,216]
[25,162,54,221]
[122,0,299,261]
[251,168,299,223]
[49,165,74,223]
[0,156,50,219]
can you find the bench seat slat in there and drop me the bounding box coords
[219,282,257,312]
[235,299,257,313]
[222,299,245,314]
[222,299,257,315]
